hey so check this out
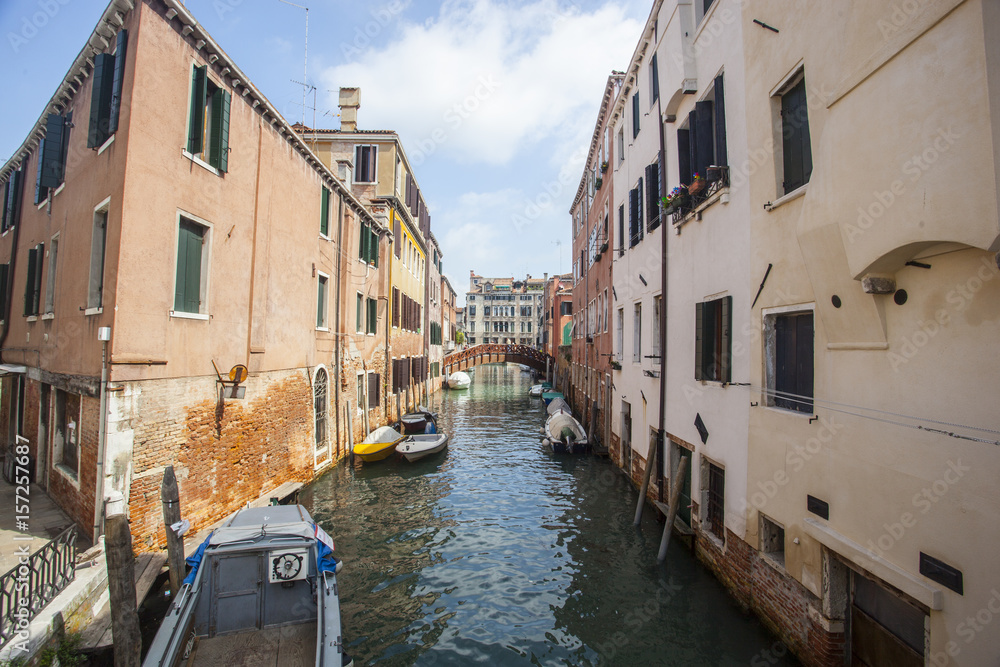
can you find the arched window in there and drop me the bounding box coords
[313,367,328,452]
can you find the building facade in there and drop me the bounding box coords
[464,272,544,348]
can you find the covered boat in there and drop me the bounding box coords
[398,408,438,435]
[447,371,471,389]
[528,384,545,397]
[142,505,350,667]
[354,426,405,462]
[396,433,449,462]
[546,397,572,416]
[543,412,589,454]
[541,391,564,406]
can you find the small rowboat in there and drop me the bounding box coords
[543,412,590,454]
[541,391,564,406]
[354,426,405,463]
[546,398,571,416]
[528,384,544,397]
[447,371,471,389]
[396,433,449,462]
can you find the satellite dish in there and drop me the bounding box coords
[229,365,249,384]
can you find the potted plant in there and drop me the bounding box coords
[688,172,707,196]
[661,185,690,215]
[601,161,609,173]
[595,177,603,190]
[610,360,622,371]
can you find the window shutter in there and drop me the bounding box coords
[721,296,732,383]
[774,315,793,410]
[9,170,22,230]
[216,90,231,173]
[650,54,659,103]
[371,227,379,267]
[317,278,325,327]
[40,114,66,189]
[781,78,812,193]
[392,287,399,327]
[694,100,714,179]
[713,74,727,168]
[320,186,330,236]
[359,223,366,261]
[637,177,644,240]
[0,263,8,315]
[694,301,704,380]
[0,179,9,231]
[175,222,202,313]
[632,92,640,138]
[797,313,814,412]
[628,188,638,246]
[393,216,401,258]
[109,29,128,134]
[187,66,207,154]
[646,163,660,229]
[356,293,362,332]
[31,243,44,316]
[34,145,47,205]
[88,54,115,148]
[617,205,624,256]
[368,372,379,409]
[24,247,37,317]
[677,128,691,186]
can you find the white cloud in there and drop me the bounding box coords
[321,0,641,166]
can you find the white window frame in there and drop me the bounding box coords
[170,210,212,320]
[353,144,378,184]
[87,196,111,314]
[316,271,330,331]
[43,232,58,317]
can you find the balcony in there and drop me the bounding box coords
[668,166,730,226]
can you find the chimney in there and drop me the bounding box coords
[339,87,360,132]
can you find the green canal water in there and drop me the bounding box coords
[302,364,799,666]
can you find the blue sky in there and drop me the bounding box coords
[0,0,648,303]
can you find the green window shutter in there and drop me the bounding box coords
[175,220,203,313]
[211,88,231,172]
[358,223,366,261]
[34,146,47,205]
[320,187,330,236]
[9,170,22,230]
[31,243,44,316]
[187,66,207,154]
[24,248,37,316]
[88,53,115,148]
[40,114,66,189]
[317,278,326,327]
[109,29,128,134]
[721,296,732,383]
[370,227,378,266]
[356,293,362,332]
[367,298,377,334]
[694,301,704,381]
[0,180,8,231]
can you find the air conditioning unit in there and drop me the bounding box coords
[268,549,309,583]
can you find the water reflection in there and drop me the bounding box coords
[302,364,798,666]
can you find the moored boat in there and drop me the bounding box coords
[528,384,544,397]
[354,426,405,462]
[543,412,590,454]
[546,397,572,416]
[396,433,449,462]
[447,371,471,389]
[541,391,564,406]
[398,408,438,435]
[142,505,351,667]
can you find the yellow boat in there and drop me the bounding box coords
[354,426,405,463]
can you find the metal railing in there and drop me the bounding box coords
[670,165,731,225]
[443,343,553,375]
[0,524,78,645]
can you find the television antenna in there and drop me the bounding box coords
[277,0,309,126]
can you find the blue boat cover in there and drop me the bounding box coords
[183,532,213,585]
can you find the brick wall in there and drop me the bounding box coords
[126,370,318,551]
[46,391,99,540]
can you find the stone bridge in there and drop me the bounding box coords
[443,344,553,376]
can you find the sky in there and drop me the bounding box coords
[0,0,649,304]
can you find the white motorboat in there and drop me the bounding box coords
[546,397,572,416]
[447,371,471,389]
[528,384,544,397]
[543,412,590,454]
[396,433,449,462]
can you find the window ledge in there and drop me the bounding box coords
[53,183,65,197]
[319,233,332,241]
[26,316,38,322]
[55,463,80,487]
[169,310,209,321]
[97,134,116,155]
[762,404,815,419]
[761,552,787,573]
[41,313,54,321]
[765,184,808,212]
[84,307,103,316]
[181,149,220,176]
[316,326,330,332]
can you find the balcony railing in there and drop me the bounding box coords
[669,165,730,225]
[0,524,78,645]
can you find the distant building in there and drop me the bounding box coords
[464,271,544,348]
[541,273,573,360]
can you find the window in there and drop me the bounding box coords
[320,186,330,237]
[35,112,71,204]
[603,289,608,333]
[53,389,81,479]
[617,127,625,164]
[780,75,812,194]
[617,204,625,256]
[356,292,363,333]
[616,308,624,362]
[88,202,108,310]
[44,235,58,315]
[316,274,329,329]
[698,0,717,23]
[358,222,378,266]
[695,296,731,382]
[186,65,231,172]
[628,181,643,247]
[706,462,725,541]
[645,161,660,231]
[174,217,209,315]
[368,372,380,409]
[2,168,25,232]
[650,53,659,104]
[631,91,640,139]
[356,372,364,410]
[392,287,400,328]
[366,297,377,335]
[769,311,814,413]
[23,243,43,317]
[355,145,377,183]
[652,295,661,365]
[633,303,642,363]
[0,263,8,317]
[760,514,785,567]
[676,74,727,187]
[88,29,128,148]
[560,301,572,316]
[313,367,328,453]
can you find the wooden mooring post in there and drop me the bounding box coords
[347,400,354,466]
[160,466,186,597]
[105,511,141,667]
[633,436,658,526]
[657,456,689,564]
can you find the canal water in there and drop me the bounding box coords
[302,364,798,666]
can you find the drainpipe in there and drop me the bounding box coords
[93,331,110,542]
[334,195,344,459]
[655,82,669,503]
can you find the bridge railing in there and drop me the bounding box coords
[443,344,552,372]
